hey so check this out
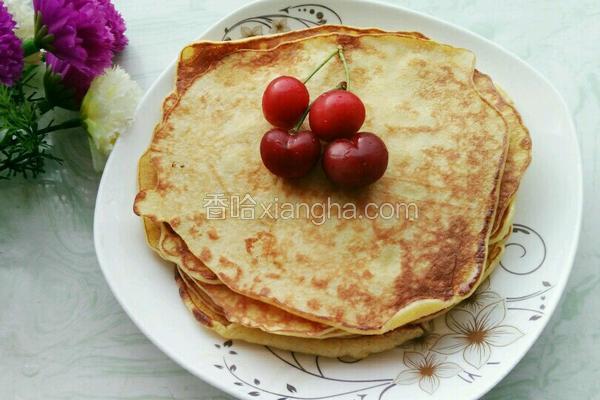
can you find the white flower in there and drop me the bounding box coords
[269,18,290,34]
[431,300,524,369]
[394,352,461,395]
[4,0,34,39]
[81,66,141,170]
[240,25,263,38]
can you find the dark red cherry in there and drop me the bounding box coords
[262,76,310,129]
[309,89,366,141]
[322,132,388,188]
[260,128,321,178]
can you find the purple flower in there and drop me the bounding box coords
[46,53,93,104]
[98,0,127,53]
[0,2,23,86]
[33,0,114,75]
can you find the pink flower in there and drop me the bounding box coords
[0,2,23,86]
[98,0,127,53]
[33,0,114,75]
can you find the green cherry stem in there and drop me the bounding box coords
[303,48,340,84]
[292,103,311,132]
[337,47,350,91]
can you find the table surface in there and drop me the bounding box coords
[1,0,599,399]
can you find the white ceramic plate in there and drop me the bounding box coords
[94,1,582,399]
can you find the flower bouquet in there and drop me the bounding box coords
[0,0,140,179]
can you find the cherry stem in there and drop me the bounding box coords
[303,48,340,84]
[292,103,312,132]
[337,47,350,91]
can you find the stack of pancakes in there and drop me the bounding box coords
[134,26,531,358]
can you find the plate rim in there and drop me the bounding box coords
[94,1,583,399]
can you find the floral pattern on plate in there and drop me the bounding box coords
[222,4,342,40]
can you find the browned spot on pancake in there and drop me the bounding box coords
[151,121,171,141]
[266,273,281,280]
[183,253,217,280]
[370,221,396,243]
[337,283,375,306]
[423,146,460,164]
[435,65,459,86]
[192,213,206,226]
[362,270,374,279]
[336,35,362,50]
[245,237,258,254]
[259,287,271,296]
[169,218,181,228]
[218,264,243,284]
[409,58,427,68]
[188,226,200,237]
[218,272,228,282]
[133,191,147,216]
[200,247,212,262]
[242,51,280,68]
[245,231,286,270]
[307,299,321,311]
[352,67,367,82]
[333,307,345,322]
[156,177,174,192]
[295,253,309,263]
[356,312,379,328]
[391,216,481,310]
[192,309,213,327]
[207,228,219,240]
[219,256,236,268]
[311,277,329,289]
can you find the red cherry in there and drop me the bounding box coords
[322,132,388,188]
[260,128,321,178]
[309,90,366,141]
[262,76,310,129]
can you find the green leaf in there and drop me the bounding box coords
[0,73,62,179]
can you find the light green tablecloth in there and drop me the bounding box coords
[1,0,598,398]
